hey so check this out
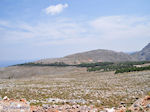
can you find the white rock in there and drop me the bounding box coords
[17,104,21,108]
[105,108,115,112]
[3,96,9,100]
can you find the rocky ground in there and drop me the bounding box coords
[0,95,150,112]
[0,66,150,111]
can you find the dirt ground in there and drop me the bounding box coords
[0,66,150,109]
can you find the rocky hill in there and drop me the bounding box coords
[36,49,137,64]
[132,43,150,61]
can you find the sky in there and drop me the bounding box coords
[0,0,150,61]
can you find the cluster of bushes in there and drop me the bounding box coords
[77,62,113,67]
[87,63,133,72]
[16,62,70,67]
[118,61,150,66]
[16,62,114,68]
[115,66,150,74]
[16,61,150,73]
[85,61,150,73]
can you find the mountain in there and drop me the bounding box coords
[34,43,150,64]
[36,49,137,64]
[132,43,150,61]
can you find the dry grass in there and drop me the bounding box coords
[0,66,150,108]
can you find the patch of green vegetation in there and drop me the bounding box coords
[30,102,43,106]
[15,62,70,67]
[147,91,150,96]
[77,62,113,67]
[83,61,150,73]
[14,61,150,74]
[115,66,150,74]
[126,110,132,112]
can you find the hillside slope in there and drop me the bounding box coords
[36,49,137,64]
[132,43,150,61]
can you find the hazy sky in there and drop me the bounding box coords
[0,0,150,61]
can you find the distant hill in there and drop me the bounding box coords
[34,43,150,64]
[36,49,137,64]
[132,43,150,61]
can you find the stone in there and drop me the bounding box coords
[135,97,139,100]
[20,98,26,103]
[105,108,115,112]
[3,96,9,100]
[133,104,138,107]
[97,100,102,104]
[146,104,150,108]
[120,102,125,105]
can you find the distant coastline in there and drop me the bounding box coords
[0,60,36,67]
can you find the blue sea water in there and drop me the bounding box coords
[0,60,36,67]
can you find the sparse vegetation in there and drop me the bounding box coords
[115,65,150,74]
[0,67,149,107]
[77,62,113,67]
[126,110,132,112]
[15,62,70,67]
[14,61,150,74]
[84,61,150,73]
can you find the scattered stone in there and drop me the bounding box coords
[0,98,30,112]
[128,95,150,112]
[0,95,149,112]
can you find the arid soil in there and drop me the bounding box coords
[0,66,150,111]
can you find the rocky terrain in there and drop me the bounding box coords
[0,43,150,111]
[132,43,150,61]
[0,66,150,111]
[0,95,150,112]
[0,66,83,79]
